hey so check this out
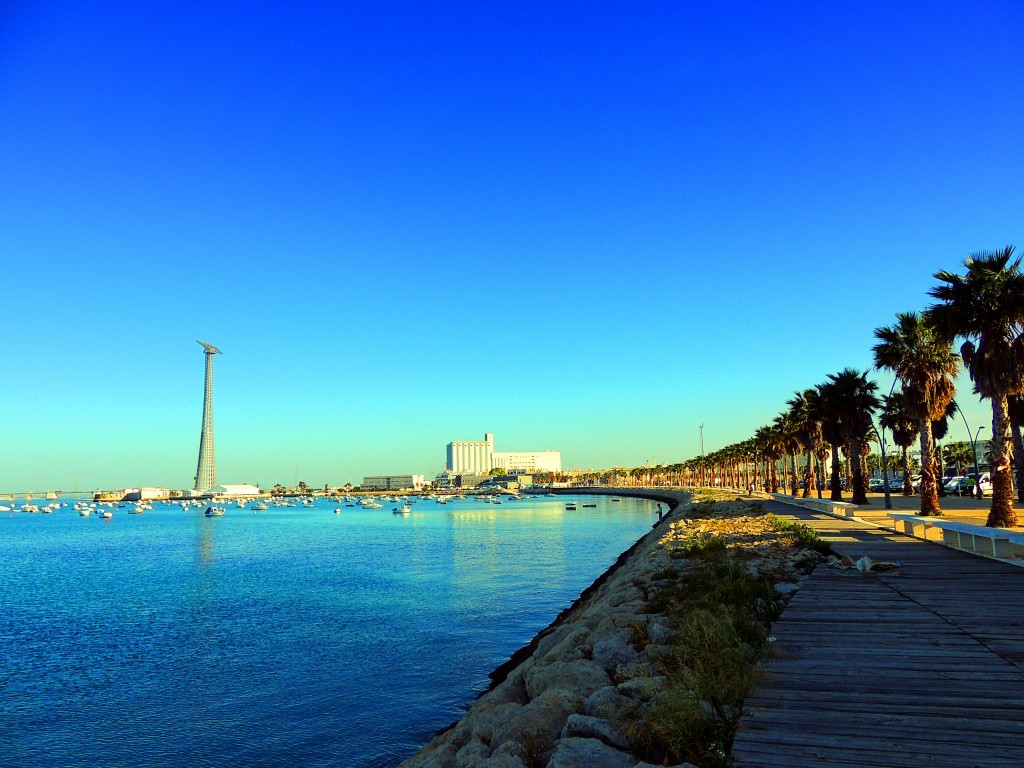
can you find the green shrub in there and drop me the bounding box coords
[764,514,831,554]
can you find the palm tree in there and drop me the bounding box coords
[1010,396,1024,503]
[942,442,974,476]
[814,381,846,501]
[786,389,823,498]
[818,369,879,505]
[873,311,960,516]
[754,424,783,493]
[927,246,1024,527]
[773,411,803,496]
[879,391,919,496]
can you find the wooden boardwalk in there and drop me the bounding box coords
[731,501,1024,768]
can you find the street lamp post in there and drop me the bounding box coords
[699,424,705,486]
[871,420,893,510]
[954,402,986,499]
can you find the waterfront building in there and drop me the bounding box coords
[361,475,425,491]
[456,473,490,489]
[93,487,172,502]
[492,450,562,474]
[210,484,262,497]
[434,470,457,489]
[446,433,496,475]
[194,341,222,492]
[445,433,561,474]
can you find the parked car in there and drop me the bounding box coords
[942,476,966,496]
[868,478,885,492]
[890,476,905,491]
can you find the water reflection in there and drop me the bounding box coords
[195,515,217,566]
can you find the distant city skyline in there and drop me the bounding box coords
[1,2,1019,491]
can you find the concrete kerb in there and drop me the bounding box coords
[770,494,1024,567]
[769,493,862,521]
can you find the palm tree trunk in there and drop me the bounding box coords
[1012,423,1024,504]
[816,450,827,499]
[987,396,1017,527]
[918,418,941,516]
[850,439,868,505]
[829,445,842,501]
[770,459,779,494]
[789,452,799,496]
[802,450,813,498]
[901,447,913,496]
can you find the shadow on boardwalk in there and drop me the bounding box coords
[731,500,1024,768]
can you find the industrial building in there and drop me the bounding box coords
[445,433,561,475]
[361,475,426,491]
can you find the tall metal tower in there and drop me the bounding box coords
[194,341,222,492]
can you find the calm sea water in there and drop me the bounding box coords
[0,494,659,767]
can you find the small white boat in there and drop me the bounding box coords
[334,507,342,514]
[393,504,411,515]
[252,501,270,511]
[205,506,225,517]
[98,510,113,519]
[79,508,92,517]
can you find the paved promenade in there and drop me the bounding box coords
[731,500,1024,768]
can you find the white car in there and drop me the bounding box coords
[942,476,966,495]
[967,472,994,497]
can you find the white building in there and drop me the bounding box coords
[211,484,262,497]
[446,433,561,474]
[362,475,425,491]
[447,433,496,475]
[492,450,562,474]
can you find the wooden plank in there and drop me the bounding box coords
[729,499,1024,768]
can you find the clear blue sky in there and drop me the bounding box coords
[2,1,1020,491]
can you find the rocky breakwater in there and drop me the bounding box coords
[399,491,828,768]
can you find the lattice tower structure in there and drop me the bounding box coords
[194,341,222,491]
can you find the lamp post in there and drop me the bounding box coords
[954,402,986,499]
[871,420,893,510]
[699,424,705,486]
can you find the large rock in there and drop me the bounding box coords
[561,714,632,750]
[469,701,523,743]
[616,676,666,701]
[592,639,640,674]
[536,626,591,664]
[545,737,639,768]
[525,659,611,700]
[583,686,634,720]
[490,689,578,761]
[482,754,527,768]
[647,620,673,645]
[455,738,489,768]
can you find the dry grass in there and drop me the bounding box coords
[627,521,781,767]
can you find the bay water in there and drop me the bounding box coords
[0,494,660,767]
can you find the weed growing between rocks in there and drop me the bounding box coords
[397,493,830,768]
[624,500,827,768]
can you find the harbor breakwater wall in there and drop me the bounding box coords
[398,489,704,768]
